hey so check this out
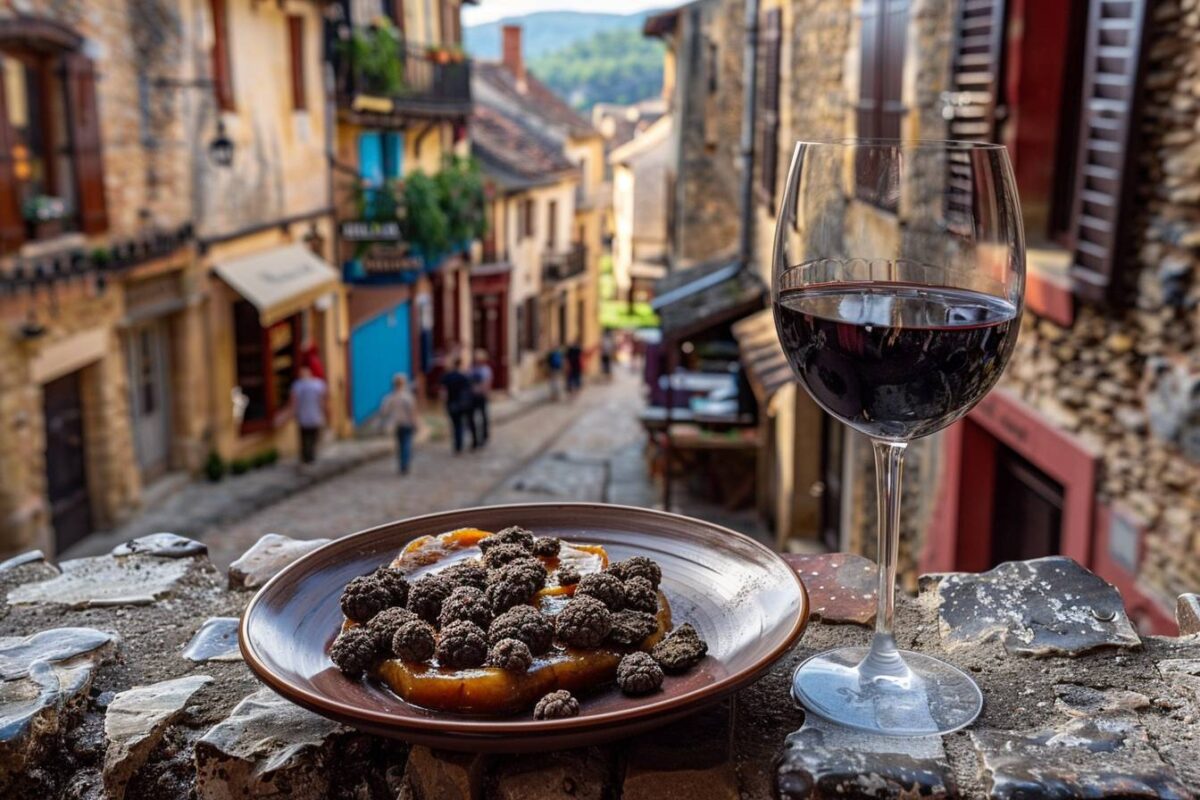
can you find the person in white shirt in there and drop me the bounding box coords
[379,373,418,474]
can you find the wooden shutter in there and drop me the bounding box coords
[759,9,782,209]
[945,0,1006,228]
[287,16,306,111]
[856,0,882,140]
[879,0,909,140]
[0,68,25,252]
[210,0,235,111]
[856,0,908,205]
[1067,0,1149,303]
[63,53,107,235]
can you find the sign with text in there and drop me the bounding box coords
[339,220,403,242]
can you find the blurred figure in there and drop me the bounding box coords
[547,346,564,400]
[566,340,584,396]
[290,365,328,464]
[441,356,477,453]
[470,349,493,446]
[300,338,326,380]
[600,330,615,379]
[380,373,418,474]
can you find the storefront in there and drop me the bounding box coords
[470,263,511,391]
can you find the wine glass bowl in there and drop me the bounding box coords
[772,140,1024,735]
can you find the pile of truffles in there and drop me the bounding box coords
[329,526,709,719]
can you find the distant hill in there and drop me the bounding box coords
[464,10,658,61]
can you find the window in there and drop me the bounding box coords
[519,198,535,240]
[358,131,403,217]
[856,0,909,205]
[546,199,557,251]
[0,39,106,253]
[758,9,781,208]
[233,301,300,432]
[210,0,235,111]
[387,0,406,32]
[522,296,538,352]
[287,15,306,112]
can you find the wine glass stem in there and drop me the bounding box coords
[866,439,907,677]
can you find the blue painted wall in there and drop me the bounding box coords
[350,301,412,426]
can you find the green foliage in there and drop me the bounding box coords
[402,171,450,257]
[465,11,656,60]
[529,28,664,112]
[229,458,251,476]
[600,300,659,331]
[341,20,404,95]
[251,449,278,469]
[434,156,488,245]
[203,452,226,483]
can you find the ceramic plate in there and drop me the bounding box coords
[240,503,808,751]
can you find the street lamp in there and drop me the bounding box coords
[209,120,234,168]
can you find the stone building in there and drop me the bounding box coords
[609,114,672,306]
[0,1,206,558]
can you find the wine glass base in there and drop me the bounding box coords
[792,646,983,736]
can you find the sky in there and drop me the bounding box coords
[462,0,683,27]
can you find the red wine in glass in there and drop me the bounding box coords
[774,275,1018,440]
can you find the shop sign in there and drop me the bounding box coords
[340,220,402,242]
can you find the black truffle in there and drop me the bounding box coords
[330,626,379,677]
[555,564,581,586]
[438,586,494,630]
[623,576,658,613]
[368,606,419,647]
[391,619,436,662]
[407,574,453,624]
[651,623,708,673]
[486,638,533,672]
[486,574,538,613]
[607,609,659,646]
[531,537,561,557]
[479,526,535,553]
[575,572,626,611]
[496,556,548,591]
[435,620,489,668]
[372,566,410,607]
[533,689,579,720]
[555,595,612,649]
[489,605,554,654]
[616,651,664,695]
[483,542,530,569]
[607,556,662,588]
[440,559,489,590]
[340,575,393,623]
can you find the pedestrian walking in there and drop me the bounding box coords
[547,346,564,401]
[566,340,584,396]
[441,356,478,453]
[380,374,418,474]
[470,349,493,446]
[600,330,615,379]
[289,366,328,465]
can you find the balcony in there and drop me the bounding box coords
[336,38,472,121]
[542,244,587,283]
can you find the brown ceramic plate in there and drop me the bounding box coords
[239,503,808,752]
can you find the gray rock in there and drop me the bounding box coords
[103,674,213,800]
[7,554,194,609]
[227,533,330,590]
[182,618,242,662]
[0,550,52,572]
[776,717,955,799]
[936,556,1141,656]
[1157,659,1200,703]
[1054,683,1150,717]
[972,714,1190,799]
[0,627,118,680]
[112,533,208,559]
[1178,594,1200,636]
[193,688,346,800]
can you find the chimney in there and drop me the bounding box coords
[502,25,525,87]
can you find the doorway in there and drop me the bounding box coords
[127,320,172,480]
[989,444,1064,564]
[472,292,508,390]
[43,371,92,552]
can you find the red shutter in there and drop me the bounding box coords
[0,71,25,253]
[287,16,306,111]
[210,0,235,111]
[63,53,107,235]
[1067,0,1149,304]
[758,9,782,210]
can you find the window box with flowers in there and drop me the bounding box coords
[22,195,70,241]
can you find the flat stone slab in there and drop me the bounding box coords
[0,627,118,680]
[1054,683,1150,717]
[972,714,1190,799]
[1157,658,1200,703]
[784,553,877,625]
[112,532,208,559]
[182,618,242,662]
[492,748,611,800]
[1177,594,1200,635]
[194,688,346,800]
[0,550,52,572]
[227,533,330,590]
[775,717,955,799]
[936,556,1141,656]
[103,674,212,800]
[7,554,194,609]
[623,704,737,800]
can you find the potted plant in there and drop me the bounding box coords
[340,19,404,95]
[434,156,487,250]
[403,171,451,262]
[22,195,68,240]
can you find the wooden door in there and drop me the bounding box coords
[472,292,508,391]
[989,444,1064,565]
[43,371,92,552]
[127,320,172,479]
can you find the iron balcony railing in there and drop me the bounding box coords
[542,244,587,283]
[337,40,471,116]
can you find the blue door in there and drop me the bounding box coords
[350,302,412,426]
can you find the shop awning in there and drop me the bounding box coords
[732,309,793,410]
[651,257,766,343]
[213,244,340,326]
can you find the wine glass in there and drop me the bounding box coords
[772,140,1024,735]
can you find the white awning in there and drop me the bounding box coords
[213,244,340,326]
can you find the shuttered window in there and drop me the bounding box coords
[1067,0,1149,304]
[856,0,909,205]
[287,16,306,112]
[546,199,557,251]
[210,0,235,111]
[63,54,107,235]
[758,9,782,209]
